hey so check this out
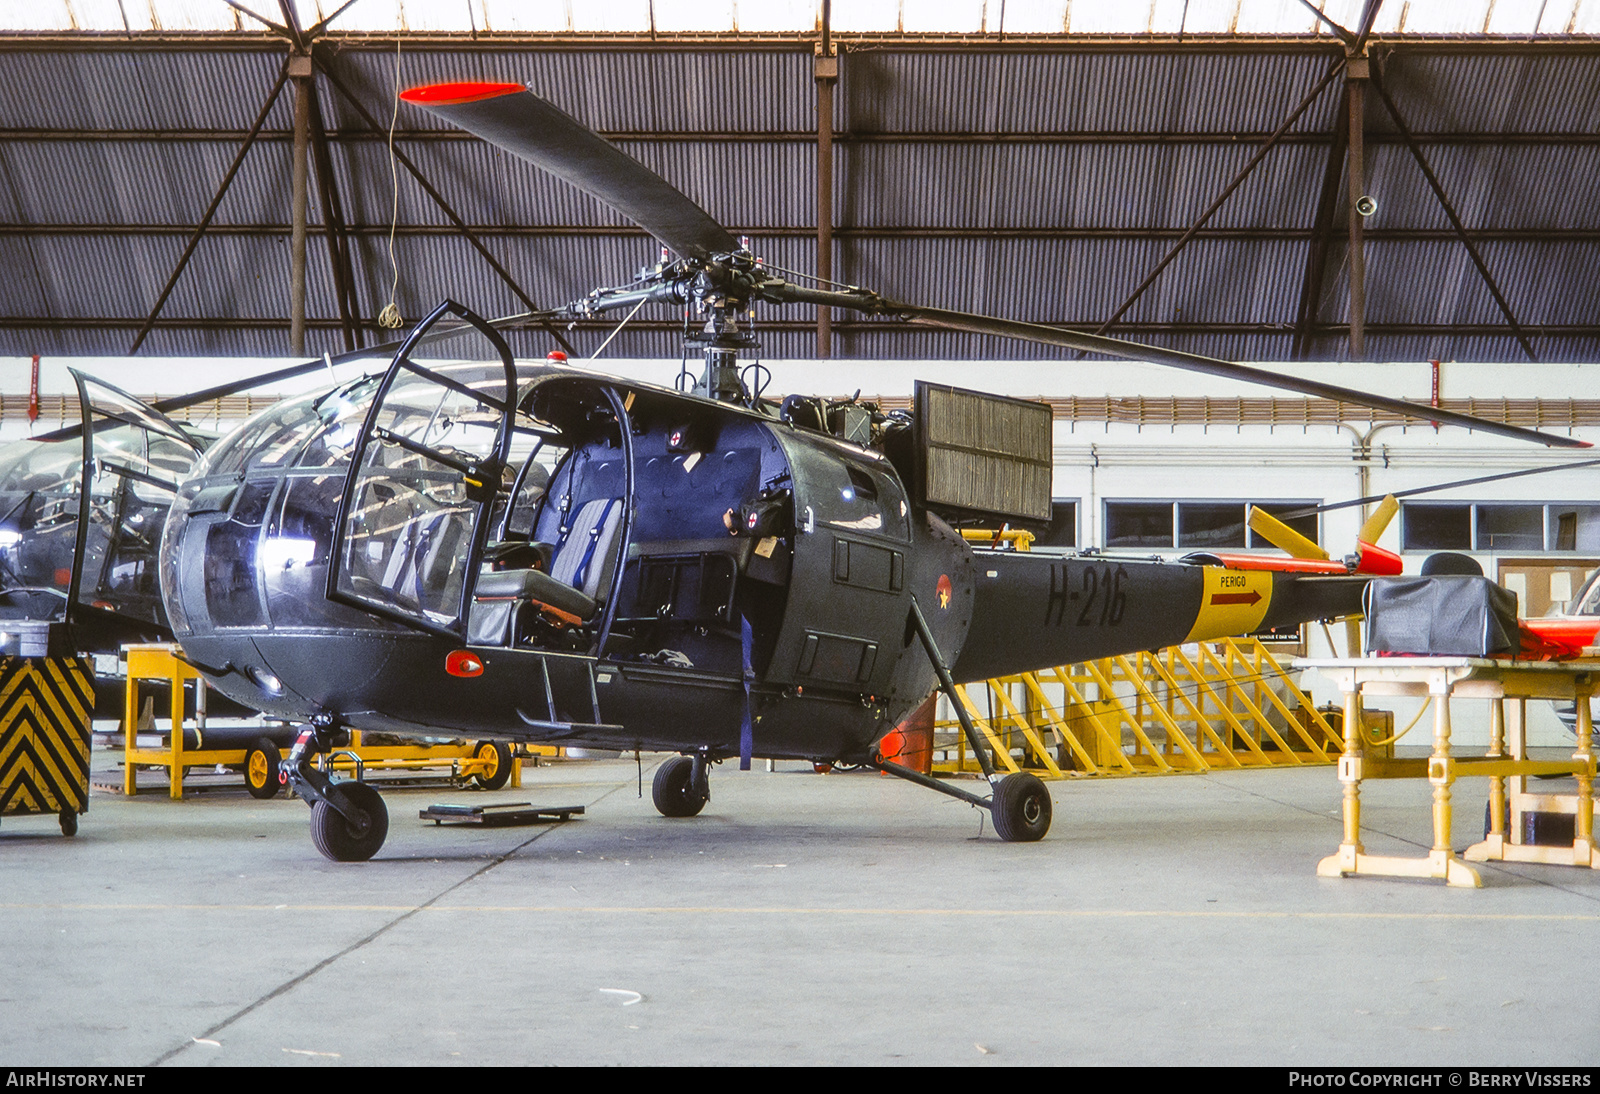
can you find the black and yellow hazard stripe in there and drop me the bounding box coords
[0,656,95,818]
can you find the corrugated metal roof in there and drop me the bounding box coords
[1,28,1598,366]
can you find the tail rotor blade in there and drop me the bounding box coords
[1357,494,1400,546]
[1248,506,1329,561]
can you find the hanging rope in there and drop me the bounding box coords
[377,31,405,330]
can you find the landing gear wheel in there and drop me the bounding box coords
[653,755,708,818]
[58,809,76,837]
[991,772,1052,842]
[244,738,281,799]
[310,781,389,862]
[472,740,513,790]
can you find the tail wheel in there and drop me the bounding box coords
[59,809,77,837]
[472,740,513,790]
[652,756,708,818]
[310,781,389,862]
[991,772,1052,842]
[244,738,282,799]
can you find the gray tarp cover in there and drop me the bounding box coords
[1363,576,1521,657]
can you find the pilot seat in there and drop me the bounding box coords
[468,497,623,646]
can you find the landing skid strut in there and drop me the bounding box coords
[902,595,1054,842]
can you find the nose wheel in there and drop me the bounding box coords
[309,780,389,862]
[281,720,390,862]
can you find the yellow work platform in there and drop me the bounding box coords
[937,636,1364,780]
[1300,656,1598,888]
[120,644,525,798]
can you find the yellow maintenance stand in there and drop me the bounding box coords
[938,635,1391,779]
[121,643,525,798]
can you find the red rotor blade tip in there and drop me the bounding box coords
[400,81,525,105]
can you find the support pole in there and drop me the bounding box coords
[289,52,312,357]
[1291,85,1349,361]
[815,5,837,360]
[1346,56,1368,360]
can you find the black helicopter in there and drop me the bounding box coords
[101,80,1591,861]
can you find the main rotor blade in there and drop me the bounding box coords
[760,281,1585,449]
[890,304,1589,449]
[400,83,738,262]
[30,313,550,445]
[1277,459,1600,520]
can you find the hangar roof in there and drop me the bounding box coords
[1,2,1598,368]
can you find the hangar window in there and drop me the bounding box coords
[1476,505,1544,551]
[1401,503,1471,551]
[1401,503,1600,553]
[1103,500,1319,550]
[1105,501,1174,548]
[1035,500,1077,547]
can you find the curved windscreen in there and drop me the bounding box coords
[161,378,380,636]
[69,374,204,627]
[0,440,83,620]
[329,308,519,636]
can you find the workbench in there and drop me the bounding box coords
[1297,657,1598,888]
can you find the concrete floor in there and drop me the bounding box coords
[2,749,1598,1067]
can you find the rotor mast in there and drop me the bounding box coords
[685,240,760,403]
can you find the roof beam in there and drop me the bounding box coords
[9,224,1595,243]
[311,46,575,356]
[1370,61,1538,362]
[12,128,1597,146]
[0,32,1590,56]
[126,57,290,355]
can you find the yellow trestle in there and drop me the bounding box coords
[935,636,1341,778]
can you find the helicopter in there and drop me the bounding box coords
[59,80,1594,862]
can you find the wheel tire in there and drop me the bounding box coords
[652,756,707,818]
[244,738,282,800]
[309,781,389,862]
[472,740,513,790]
[991,772,1052,842]
[59,809,77,837]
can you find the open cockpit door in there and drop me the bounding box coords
[68,370,206,627]
[328,302,519,639]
